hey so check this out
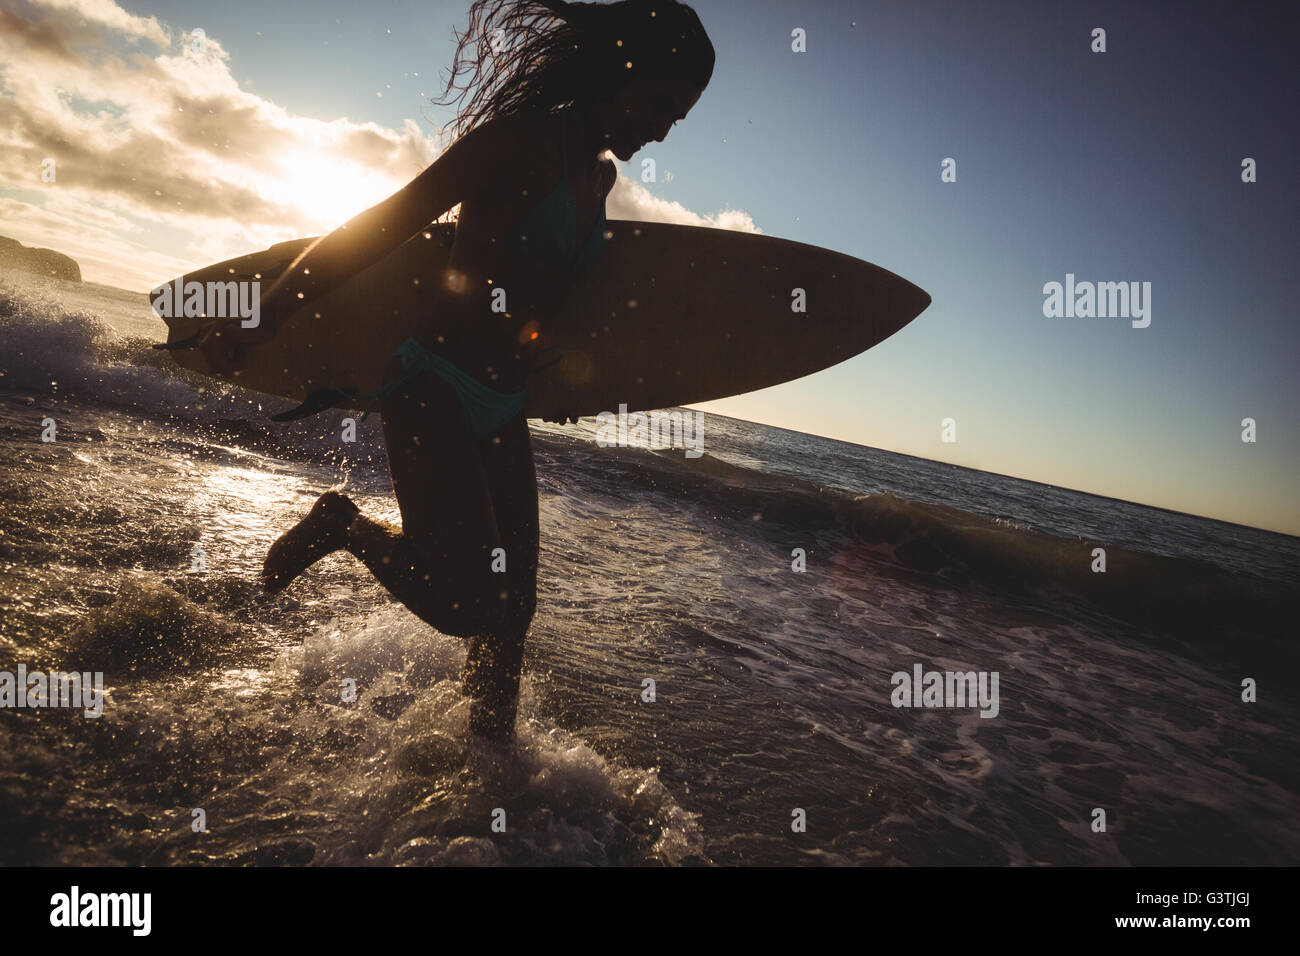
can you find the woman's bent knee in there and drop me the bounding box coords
[417,582,508,636]
[405,539,534,635]
[434,584,532,637]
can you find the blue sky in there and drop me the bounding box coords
[2,0,1296,534]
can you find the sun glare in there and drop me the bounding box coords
[272,150,395,230]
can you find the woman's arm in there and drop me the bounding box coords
[258,113,531,333]
[198,113,536,372]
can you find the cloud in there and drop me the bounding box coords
[30,0,168,46]
[0,6,439,288]
[0,0,755,290]
[609,172,761,233]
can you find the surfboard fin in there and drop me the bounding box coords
[152,334,200,351]
[270,387,358,422]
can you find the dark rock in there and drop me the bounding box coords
[0,236,82,282]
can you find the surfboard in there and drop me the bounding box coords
[157,221,930,421]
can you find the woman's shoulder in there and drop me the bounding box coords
[439,109,563,196]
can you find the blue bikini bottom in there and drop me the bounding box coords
[364,338,527,444]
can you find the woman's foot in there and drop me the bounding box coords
[262,491,359,594]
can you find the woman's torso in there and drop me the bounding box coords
[424,107,616,392]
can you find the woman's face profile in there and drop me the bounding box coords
[592,70,705,161]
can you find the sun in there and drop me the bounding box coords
[271,149,395,231]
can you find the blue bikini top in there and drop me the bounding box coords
[505,115,607,274]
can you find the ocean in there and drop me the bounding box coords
[1,269,1297,865]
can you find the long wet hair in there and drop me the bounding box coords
[433,0,714,141]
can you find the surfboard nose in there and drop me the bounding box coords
[871,272,930,347]
[906,282,932,321]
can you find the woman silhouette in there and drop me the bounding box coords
[198,0,714,741]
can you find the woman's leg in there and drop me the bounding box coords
[264,364,508,636]
[461,411,539,740]
[262,364,541,741]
